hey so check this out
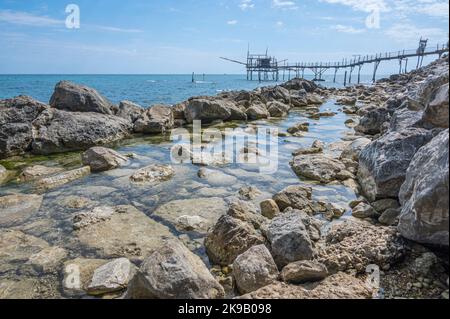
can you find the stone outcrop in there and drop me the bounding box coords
[291,154,352,183]
[134,104,174,134]
[116,100,143,123]
[126,239,224,299]
[50,81,115,114]
[422,83,449,128]
[398,129,449,246]
[35,166,91,191]
[358,128,434,201]
[185,97,246,123]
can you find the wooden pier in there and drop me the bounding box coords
[221,39,449,84]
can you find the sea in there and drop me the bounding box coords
[0,73,379,106]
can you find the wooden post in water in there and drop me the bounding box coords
[344,70,347,86]
[192,72,195,83]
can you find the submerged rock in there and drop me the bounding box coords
[19,165,64,181]
[82,147,128,172]
[129,164,174,185]
[73,205,174,260]
[50,81,115,115]
[126,239,225,299]
[63,258,109,295]
[35,166,91,192]
[232,245,279,294]
[0,194,43,227]
[398,129,449,246]
[152,197,227,234]
[197,167,237,186]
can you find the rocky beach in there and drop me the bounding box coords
[0,56,448,300]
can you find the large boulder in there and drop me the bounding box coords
[31,109,132,155]
[281,78,317,93]
[266,212,315,268]
[290,154,351,183]
[116,100,143,123]
[398,129,449,246]
[185,97,246,123]
[205,215,265,266]
[133,104,174,134]
[82,147,128,172]
[126,239,225,299]
[355,107,390,135]
[339,138,371,161]
[233,245,279,294]
[50,81,115,114]
[358,128,434,201]
[272,185,317,214]
[422,83,449,128]
[0,96,48,158]
[267,101,290,117]
[280,260,328,284]
[246,104,269,120]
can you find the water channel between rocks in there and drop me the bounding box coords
[0,98,360,297]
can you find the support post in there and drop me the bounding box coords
[357,65,362,84]
[372,60,380,83]
[344,70,347,86]
[333,68,338,83]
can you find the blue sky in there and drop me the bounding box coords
[0,0,448,74]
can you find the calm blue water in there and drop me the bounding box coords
[0,74,378,106]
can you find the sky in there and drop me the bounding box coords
[0,0,448,74]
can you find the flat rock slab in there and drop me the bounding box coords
[35,166,91,192]
[73,205,174,261]
[152,197,227,234]
[0,194,43,227]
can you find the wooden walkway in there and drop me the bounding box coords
[221,40,449,84]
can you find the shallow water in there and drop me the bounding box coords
[0,96,360,298]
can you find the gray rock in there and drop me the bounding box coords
[0,194,43,227]
[267,101,290,117]
[290,154,351,183]
[371,198,399,213]
[126,239,225,299]
[422,83,449,128]
[116,100,143,123]
[19,165,63,181]
[63,258,108,295]
[246,104,269,120]
[50,81,114,114]
[260,199,280,219]
[389,107,423,131]
[281,260,328,284]
[0,165,9,184]
[82,147,128,172]
[35,166,91,192]
[87,258,136,295]
[355,107,390,135]
[129,164,174,185]
[233,245,279,294]
[378,208,401,226]
[185,97,246,123]
[266,212,315,268]
[205,215,265,266]
[227,199,267,230]
[398,129,449,246]
[358,128,434,201]
[23,246,67,275]
[340,138,371,161]
[0,96,48,158]
[351,202,377,219]
[412,252,438,276]
[153,197,227,234]
[31,108,132,155]
[273,185,316,214]
[198,167,237,186]
[133,104,174,134]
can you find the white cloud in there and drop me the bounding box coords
[332,24,366,33]
[416,1,449,18]
[239,0,255,11]
[0,10,63,27]
[272,0,299,10]
[95,26,144,33]
[227,20,238,25]
[276,21,285,28]
[385,23,448,43]
[320,0,388,12]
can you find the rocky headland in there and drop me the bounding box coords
[0,56,448,299]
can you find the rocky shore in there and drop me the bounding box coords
[0,56,448,299]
